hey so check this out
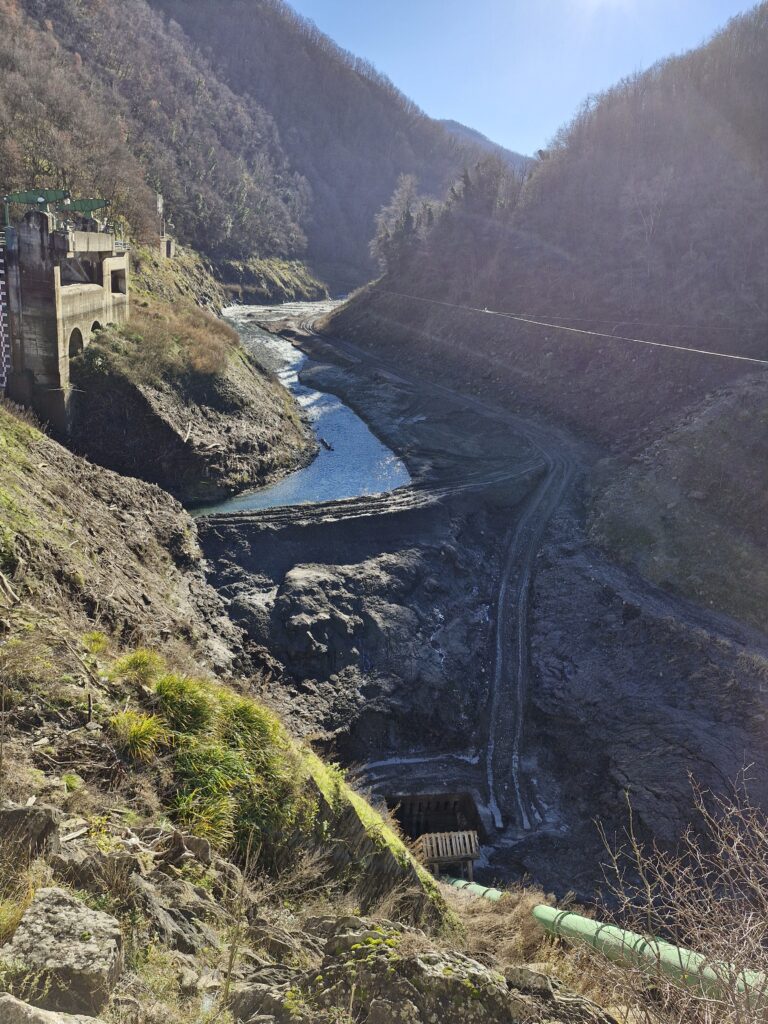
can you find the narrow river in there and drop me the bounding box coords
[193,302,410,516]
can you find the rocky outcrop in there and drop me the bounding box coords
[5,888,123,1015]
[0,994,106,1024]
[0,805,62,860]
[229,915,615,1023]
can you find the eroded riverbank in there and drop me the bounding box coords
[193,304,410,515]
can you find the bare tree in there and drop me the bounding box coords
[594,781,768,1024]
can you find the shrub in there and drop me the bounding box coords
[154,674,216,735]
[594,783,768,1024]
[109,710,169,763]
[110,649,165,687]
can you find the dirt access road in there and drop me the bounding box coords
[289,317,582,836]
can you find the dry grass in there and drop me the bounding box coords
[92,298,240,386]
[442,883,617,1008]
[0,833,50,946]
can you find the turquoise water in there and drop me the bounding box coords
[192,303,410,516]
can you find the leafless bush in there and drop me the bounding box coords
[594,781,768,1023]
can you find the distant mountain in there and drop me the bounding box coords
[151,0,495,289]
[2,0,505,290]
[439,120,532,173]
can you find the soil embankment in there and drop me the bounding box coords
[325,288,768,666]
[71,338,316,505]
[68,249,317,505]
[0,400,238,664]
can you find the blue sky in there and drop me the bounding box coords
[286,0,758,154]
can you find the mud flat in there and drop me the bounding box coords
[199,309,768,897]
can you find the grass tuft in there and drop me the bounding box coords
[154,674,216,735]
[110,648,165,687]
[109,710,169,763]
[217,694,280,752]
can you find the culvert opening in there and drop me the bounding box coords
[387,792,484,842]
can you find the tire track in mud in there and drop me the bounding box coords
[285,322,580,834]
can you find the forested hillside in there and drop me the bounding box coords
[333,2,768,430]
[2,0,308,262]
[1,0,487,290]
[150,0,481,288]
[440,120,531,173]
[327,2,768,627]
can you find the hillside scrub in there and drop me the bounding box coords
[91,301,240,386]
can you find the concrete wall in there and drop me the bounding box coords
[5,210,130,432]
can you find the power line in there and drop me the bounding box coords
[382,291,768,368]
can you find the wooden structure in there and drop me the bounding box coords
[413,830,480,881]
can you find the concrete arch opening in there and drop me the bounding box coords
[90,320,102,334]
[68,328,84,358]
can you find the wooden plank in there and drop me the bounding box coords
[414,830,480,866]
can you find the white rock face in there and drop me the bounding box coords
[0,993,107,1023]
[6,887,123,1015]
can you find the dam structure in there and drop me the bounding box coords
[1,191,130,432]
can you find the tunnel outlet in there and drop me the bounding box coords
[386,792,485,842]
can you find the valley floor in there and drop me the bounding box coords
[199,310,768,897]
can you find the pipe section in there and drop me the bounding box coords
[532,905,767,1007]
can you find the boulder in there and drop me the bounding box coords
[5,887,122,1015]
[0,994,107,1023]
[0,805,63,859]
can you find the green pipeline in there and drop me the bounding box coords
[442,877,503,901]
[532,905,767,1006]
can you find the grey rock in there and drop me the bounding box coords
[0,993,107,1023]
[229,983,304,1023]
[109,995,141,1022]
[5,888,122,1015]
[0,805,63,859]
[126,870,222,954]
[211,855,245,897]
[182,833,213,865]
[50,846,149,892]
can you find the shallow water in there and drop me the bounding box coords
[192,303,410,516]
